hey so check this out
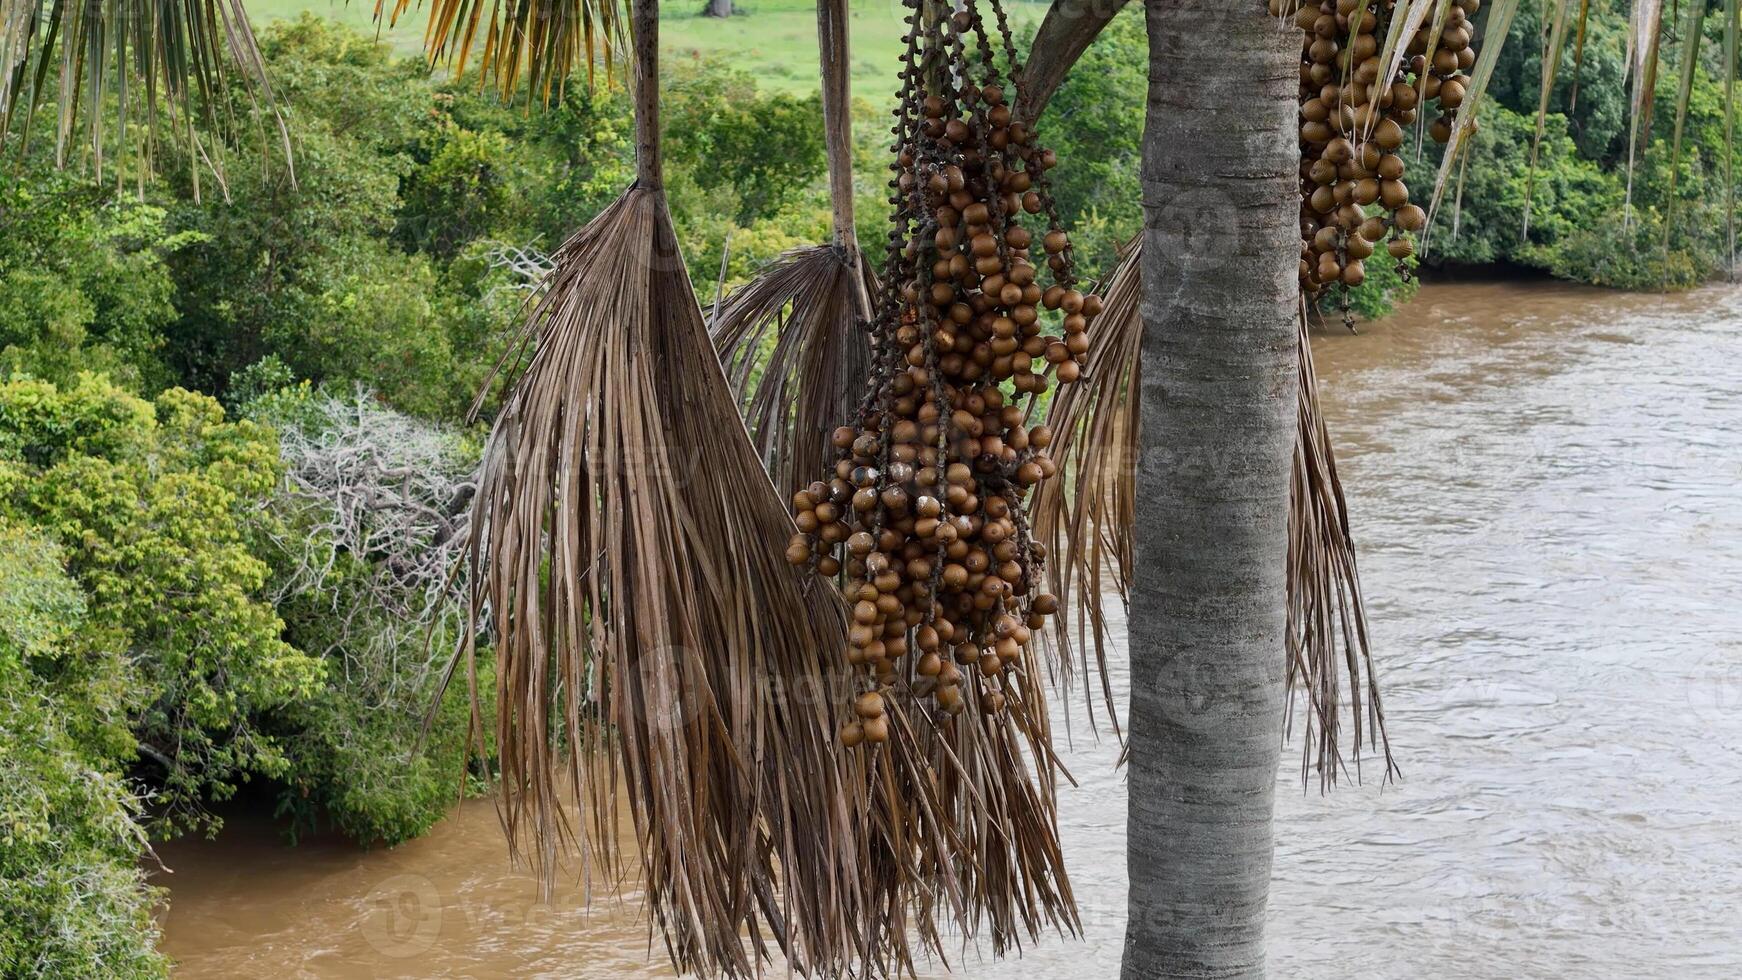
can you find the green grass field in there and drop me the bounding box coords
[244,0,1049,97]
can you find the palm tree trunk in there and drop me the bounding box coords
[1123,3,1297,978]
[702,0,733,16]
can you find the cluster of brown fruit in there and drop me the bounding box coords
[1283,0,1481,297]
[783,0,1088,745]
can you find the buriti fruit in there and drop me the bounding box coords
[1282,0,1481,300]
[785,0,1087,743]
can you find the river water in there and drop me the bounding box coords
[155,280,1742,978]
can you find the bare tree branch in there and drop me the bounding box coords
[261,391,478,707]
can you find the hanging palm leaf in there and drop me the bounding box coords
[709,1,1080,963]
[385,0,625,102]
[452,1,872,973]
[452,0,1083,972]
[1286,301,1395,787]
[1027,239,1137,740]
[710,0,875,499]
[0,0,289,184]
[710,245,876,496]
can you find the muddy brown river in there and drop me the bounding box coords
[155,280,1742,978]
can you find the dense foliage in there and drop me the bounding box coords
[0,525,167,980]
[0,374,486,974]
[1,376,322,837]
[0,175,190,392]
[1424,1,1738,288]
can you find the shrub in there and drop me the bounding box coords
[0,524,166,980]
[248,388,491,845]
[0,375,323,837]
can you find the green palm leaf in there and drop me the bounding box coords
[1522,0,1573,239]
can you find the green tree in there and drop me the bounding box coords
[0,169,194,391]
[0,375,324,836]
[661,62,827,224]
[0,524,167,980]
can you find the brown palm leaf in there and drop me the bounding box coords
[450,3,874,974]
[703,2,1078,965]
[711,245,876,497]
[1028,240,1139,739]
[453,1,1082,973]
[1031,238,1396,784]
[710,0,874,499]
[463,186,1077,976]
[458,183,869,977]
[1286,304,1397,787]
[382,0,626,102]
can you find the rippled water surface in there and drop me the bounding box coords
[156,281,1742,978]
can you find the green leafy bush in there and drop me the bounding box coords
[0,168,195,392]
[0,524,167,980]
[0,375,324,837]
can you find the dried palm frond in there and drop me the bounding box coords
[711,244,875,496]
[1031,239,1396,785]
[0,0,289,184]
[704,3,1077,967]
[1286,303,1396,788]
[710,0,874,497]
[451,2,871,974]
[382,0,626,102]
[463,176,1077,980]
[459,180,866,977]
[1028,240,1139,739]
[453,1,1080,973]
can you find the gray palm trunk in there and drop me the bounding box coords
[702,0,732,16]
[1124,2,1298,978]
